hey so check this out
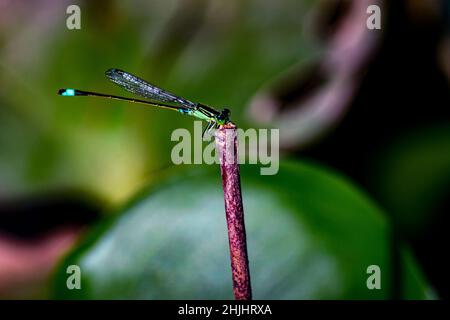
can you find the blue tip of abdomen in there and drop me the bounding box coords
[58,88,75,96]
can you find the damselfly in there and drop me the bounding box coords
[58,69,231,135]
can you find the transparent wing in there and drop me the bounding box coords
[105,69,197,108]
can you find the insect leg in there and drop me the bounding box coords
[202,121,215,138]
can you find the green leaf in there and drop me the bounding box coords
[53,161,431,299]
[372,125,450,236]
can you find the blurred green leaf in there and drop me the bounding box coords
[52,161,431,299]
[372,125,450,235]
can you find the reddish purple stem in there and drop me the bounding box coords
[215,124,252,300]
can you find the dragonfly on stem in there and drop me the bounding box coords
[58,68,231,136]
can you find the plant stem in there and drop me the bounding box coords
[215,124,252,300]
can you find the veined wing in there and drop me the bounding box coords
[105,68,197,108]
